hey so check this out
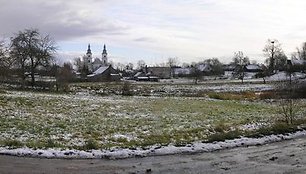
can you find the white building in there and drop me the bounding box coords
[80,44,109,73]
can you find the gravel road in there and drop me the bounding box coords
[1,137,306,174]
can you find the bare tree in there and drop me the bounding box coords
[115,62,125,72]
[181,62,190,68]
[232,51,249,83]
[126,62,134,70]
[10,29,57,87]
[55,62,75,92]
[276,82,301,125]
[295,42,306,61]
[204,58,224,76]
[74,57,82,72]
[256,64,269,84]
[263,39,286,73]
[291,42,306,71]
[167,57,178,78]
[167,57,178,67]
[0,40,14,79]
[191,65,202,84]
[137,60,146,70]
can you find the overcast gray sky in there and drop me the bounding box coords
[1,0,306,65]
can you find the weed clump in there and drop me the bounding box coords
[3,139,23,147]
[122,82,133,96]
[206,130,242,143]
[83,139,99,150]
[208,92,257,100]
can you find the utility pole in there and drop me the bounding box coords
[270,41,275,73]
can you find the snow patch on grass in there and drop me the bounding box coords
[1,131,305,159]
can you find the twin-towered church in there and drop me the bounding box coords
[82,44,109,73]
[79,44,120,81]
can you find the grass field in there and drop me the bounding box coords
[2,88,302,151]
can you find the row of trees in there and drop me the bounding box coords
[115,39,305,76]
[0,29,67,88]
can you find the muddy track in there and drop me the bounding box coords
[1,137,306,174]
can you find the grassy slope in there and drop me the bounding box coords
[0,90,286,150]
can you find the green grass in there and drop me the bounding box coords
[0,90,304,150]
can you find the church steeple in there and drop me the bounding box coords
[102,44,107,54]
[102,44,108,66]
[87,44,92,55]
[84,44,93,72]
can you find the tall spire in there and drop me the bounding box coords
[102,44,108,65]
[102,44,107,54]
[87,44,92,55]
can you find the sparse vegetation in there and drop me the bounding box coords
[208,91,257,100]
[0,89,290,150]
[206,130,242,143]
[121,81,133,96]
[83,139,99,150]
[0,79,306,151]
[246,122,301,138]
[2,139,24,148]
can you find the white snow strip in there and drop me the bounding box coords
[1,130,306,159]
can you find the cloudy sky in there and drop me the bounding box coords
[1,0,306,65]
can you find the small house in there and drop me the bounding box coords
[245,64,262,72]
[87,65,121,82]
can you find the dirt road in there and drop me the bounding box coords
[1,137,306,174]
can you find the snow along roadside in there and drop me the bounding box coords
[1,130,306,159]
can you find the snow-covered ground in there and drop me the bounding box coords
[0,90,287,154]
[1,73,306,159]
[159,71,306,84]
[1,130,305,159]
[266,72,306,81]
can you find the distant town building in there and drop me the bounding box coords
[77,44,120,81]
[147,67,171,79]
[245,64,262,72]
[81,44,109,73]
[173,67,192,76]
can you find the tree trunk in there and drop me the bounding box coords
[241,71,244,84]
[30,57,35,87]
[262,77,266,84]
[20,60,26,89]
[30,71,35,87]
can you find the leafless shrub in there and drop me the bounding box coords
[122,81,133,96]
[275,81,302,124]
[278,98,300,124]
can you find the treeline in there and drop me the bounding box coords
[0,28,75,91]
[1,28,306,89]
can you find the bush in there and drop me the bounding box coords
[83,139,99,150]
[294,82,306,98]
[208,92,257,100]
[3,139,23,147]
[45,138,59,148]
[206,130,242,143]
[208,93,223,100]
[275,81,302,124]
[214,122,230,133]
[246,122,298,138]
[122,82,133,96]
[278,98,300,124]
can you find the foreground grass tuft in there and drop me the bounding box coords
[3,139,24,148]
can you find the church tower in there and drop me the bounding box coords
[83,44,93,72]
[102,44,108,66]
[86,44,92,57]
